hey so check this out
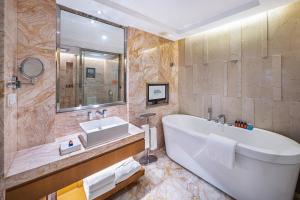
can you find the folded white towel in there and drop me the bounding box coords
[82,157,141,200]
[83,179,115,200]
[114,158,141,184]
[83,167,115,192]
[204,134,237,169]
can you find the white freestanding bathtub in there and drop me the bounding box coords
[162,114,300,200]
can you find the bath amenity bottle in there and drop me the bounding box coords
[247,123,254,130]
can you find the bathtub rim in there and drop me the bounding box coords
[162,114,300,165]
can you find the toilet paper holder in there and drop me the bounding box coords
[139,112,158,165]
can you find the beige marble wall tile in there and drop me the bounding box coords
[212,95,222,119]
[3,0,18,175]
[227,61,241,97]
[228,23,241,61]
[268,1,300,55]
[178,39,185,67]
[223,62,228,97]
[179,0,300,146]
[244,58,273,99]
[222,97,242,123]
[180,65,193,95]
[260,13,268,58]
[242,98,254,124]
[254,98,273,130]
[282,51,300,102]
[272,101,290,137]
[192,64,200,94]
[207,61,224,95]
[185,37,192,66]
[289,101,300,142]
[202,95,212,119]
[203,33,208,65]
[0,0,4,197]
[242,15,263,58]
[271,55,282,101]
[207,29,228,62]
[191,34,203,65]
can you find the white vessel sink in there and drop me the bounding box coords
[79,116,129,148]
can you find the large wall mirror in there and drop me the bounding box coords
[56,6,126,112]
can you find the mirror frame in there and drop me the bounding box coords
[56,5,127,113]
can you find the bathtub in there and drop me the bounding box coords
[162,114,300,200]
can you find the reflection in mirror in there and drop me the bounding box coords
[20,57,44,80]
[57,7,126,112]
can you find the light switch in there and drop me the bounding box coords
[7,93,17,107]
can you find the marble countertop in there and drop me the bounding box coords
[5,123,144,189]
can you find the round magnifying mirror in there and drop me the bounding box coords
[20,57,44,81]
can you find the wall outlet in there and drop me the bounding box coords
[7,93,17,107]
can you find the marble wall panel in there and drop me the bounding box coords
[271,55,282,101]
[222,97,242,123]
[289,101,300,142]
[179,0,300,145]
[242,14,264,58]
[17,0,57,150]
[268,2,300,55]
[207,61,224,96]
[0,0,4,198]
[227,61,241,97]
[178,39,185,67]
[254,98,273,130]
[272,101,290,137]
[207,29,228,62]
[260,13,268,58]
[242,97,254,124]
[127,28,178,148]
[228,23,241,61]
[202,95,212,118]
[191,35,203,65]
[184,37,192,66]
[223,62,228,97]
[281,51,300,102]
[203,34,208,65]
[212,95,222,119]
[3,0,17,175]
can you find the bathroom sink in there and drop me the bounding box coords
[79,116,129,148]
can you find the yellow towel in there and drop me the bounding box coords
[57,181,87,200]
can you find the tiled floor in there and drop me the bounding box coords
[110,150,233,200]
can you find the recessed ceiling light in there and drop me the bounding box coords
[90,20,95,24]
[97,10,102,15]
[102,35,107,40]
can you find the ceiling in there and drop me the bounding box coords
[57,0,295,40]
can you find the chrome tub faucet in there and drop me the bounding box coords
[217,114,226,124]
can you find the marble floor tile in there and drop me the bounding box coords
[110,150,233,200]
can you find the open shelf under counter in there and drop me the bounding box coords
[5,123,145,200]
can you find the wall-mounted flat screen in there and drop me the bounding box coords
[147,83,169,106]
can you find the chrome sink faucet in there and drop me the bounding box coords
[217,114,226,124]
[207,108,212,121]
[87,111,94,121]
[96,109,107,118]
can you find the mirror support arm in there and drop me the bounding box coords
[6,76,21,89]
